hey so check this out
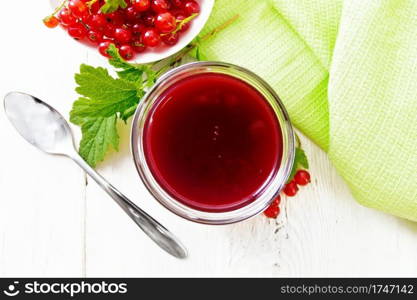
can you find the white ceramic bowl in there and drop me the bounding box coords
[50,0,214,64]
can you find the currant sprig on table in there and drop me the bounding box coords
[263,137,311,219]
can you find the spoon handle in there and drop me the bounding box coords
[70,153,188,259]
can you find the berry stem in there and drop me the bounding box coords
[171,13,198,35]
[155,64,172,77]
[167,14,239,66]
[52,0,69,16]
[86,0,99,9]
[44,0,68,24]
[197,14,240,43]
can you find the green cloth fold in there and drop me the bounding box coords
[198,0,417,221]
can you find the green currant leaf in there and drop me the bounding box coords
[100,0,127,14]
[79,116,119,167]
[287,147,309,183]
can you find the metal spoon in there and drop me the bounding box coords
[3,92,187,259]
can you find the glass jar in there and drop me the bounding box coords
[131,61,295,225]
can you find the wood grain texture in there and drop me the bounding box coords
[0,1,87,276]
[0,0,416,277]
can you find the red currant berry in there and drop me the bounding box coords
[184,0,200,15]
[119,45,135,60]
[132,23,146,37]
[161,32,179,45]
[67,23,87,40]
[142,12,156,26]
[132,0,151,12]
[176,14,190,32]
[89,0,103,14]
[264,204,280,219]
[272,195,281,206]
[114,27,132,43]
[169,8,183,16]
[105,11,125,26]
[124,6,141,22]
[103,23,116,38]
[68,0,89,19]
[98,41,112,57]
[58,8,77,26]
[294,170,311,186]
[132,37,147,53]
[155,12,176,33]
[171,0,183,7]
[87,30,103,44]
[283,181,298,197]
[151,0,170,13]
[87,14,107,32]
[142,28,161,47]
[43,16,60,28]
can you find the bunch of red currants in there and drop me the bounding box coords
[264,170,311,219]
[44,0,201,60]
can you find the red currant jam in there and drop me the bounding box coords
[143,73,283,212]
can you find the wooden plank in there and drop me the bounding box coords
[0,1,86,276]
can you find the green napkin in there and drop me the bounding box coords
[197,0,417,221]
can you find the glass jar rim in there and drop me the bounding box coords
[131,61,295,225]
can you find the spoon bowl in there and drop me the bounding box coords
[4,92,74,156]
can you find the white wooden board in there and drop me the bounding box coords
[0,0,416,277]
